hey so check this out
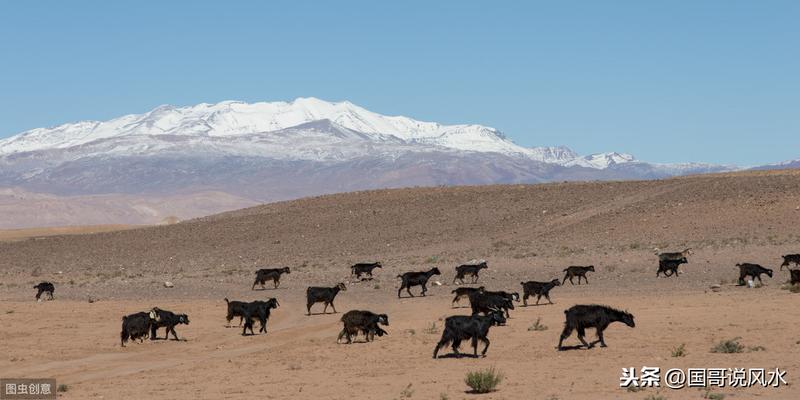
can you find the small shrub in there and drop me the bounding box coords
[528,318,548,331]
[643,394,666,400]
[790,285,800,294]
[399,383,414,398]
[671,343,686,357]
[439,393,449,400]
[373,284,381,290]
[748,345,766,352]
[57,384,69,393]
[464,367,503,394]
[626,385,643,392]
[701,389,725,400]
[711,337,744,354]
[423,322,439,334]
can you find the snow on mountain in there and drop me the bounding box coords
[564,152,637,169]
[0,97,599,166]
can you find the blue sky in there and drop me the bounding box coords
[1,1,798,165]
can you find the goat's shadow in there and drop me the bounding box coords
[251,287,288,291]
[557,345,588,351]
[435,353,482,359]
[397,294,438,299]
[148,338,188,342]
[305,311,340,316]
[521,303,555,308]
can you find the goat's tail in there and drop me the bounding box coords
[396,274,403,279]
[224,297,229,304]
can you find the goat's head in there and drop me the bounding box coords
[479,262,488,269]
[587,265,595,271]
[375,262,383,268]
[336,282,347,291]
[487,309,507,326]
[551,279,562,286]
[268,298,280,308]
[619,310,635,328]
[430,267,442,275]
[766,269,774,278]
[282,267,291,274]
[378,314,389,325]
[179,314,190,325]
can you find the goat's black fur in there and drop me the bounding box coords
[240,298,279,336]
[351,262,382,279]
[451,286,484,307]
[252,267,291,290]
[306,283,346,315]
[657,257,687,278]
[397,267,441,298]
[33,281,55,301]
[736,263,773,285]
[521,279,561,305]
[149,308,190,341]
[557,304,635,350]
[453,261,488,284]
[120,312,151,347]
[337,310,389,344]
[432,311,506,358]
[781,254,800,271]
[562,265,595,285]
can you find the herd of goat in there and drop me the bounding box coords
[31,252,800,357]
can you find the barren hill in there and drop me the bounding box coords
[2,170,798,289]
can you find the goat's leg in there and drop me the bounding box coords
[577,327,591,348]
[480,337,490,357]
[557,326,573,350]
[150,325,157,340]
[471,336,479,357]
[452,338,462,355]
[273,277,279,289]
[421,283,428,296]
[406,285,414,297]
[398,285,404,298]
[596,329,607,347]
[523,293,529,307]
[562,273,569,285]
[330,301,337,314]
[322,302,329,314]
[170,326,180,341]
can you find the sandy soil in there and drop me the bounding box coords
[1,170,800,399]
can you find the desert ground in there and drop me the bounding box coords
[2,170,800,399]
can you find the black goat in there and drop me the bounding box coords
[521,279,561,306]
[453,261,488,284]
[337,310,389,344]
[432,311,506,358]
[562,265,595,285]
[790,269,800,286]
[736,263,773,285]
[306,283,346,315]
[781,254,800,271]
[252,267,291,290]
[656,248,692,262]
[397,267,441,298]
[223,298,249,327]
[351,262,382,279]
[149,308,190,341]
[469,291,515,319]
[657,257,687,278]
[557,304,635,351]
[451,286,484,307]
[240,298,280,336]
[120,312,151,347]
[33,281,55,301]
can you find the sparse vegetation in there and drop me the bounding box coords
[671,343,687,357]
[528,317,548,331]
[57,384,69,393]
[701,389,725,400]
[711,337,744,354]
[748,345,766,352]
[643,394,666,400]
[423,322,439,334]
[399,383,414,398]
[439,393,449,400]
[464,367,503,394]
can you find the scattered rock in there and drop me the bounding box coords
[433,281,442,286]
[164,281,174,288]
[710,284,721,292]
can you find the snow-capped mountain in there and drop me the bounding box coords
[0,97,623,168]
[0,97,749,227]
